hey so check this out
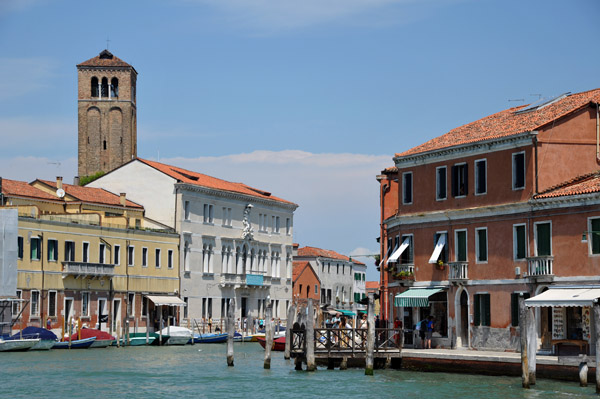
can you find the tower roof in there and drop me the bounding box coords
[77,49,136,71]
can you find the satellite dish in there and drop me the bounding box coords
[56,189,65,198]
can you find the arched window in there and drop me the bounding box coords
[101,77,109,98]
[111,77,119,98]
[91,77,99,97]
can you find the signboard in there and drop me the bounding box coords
[246,274,263,286]
[552,307,566,340]
[582,307,591,340]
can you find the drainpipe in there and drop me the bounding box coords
[596,103,600,164]
[533,135,539,195]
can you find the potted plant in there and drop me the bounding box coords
[374,254,380,267]
[436,259,446,270]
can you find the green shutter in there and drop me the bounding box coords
[516,225,526,259]
[477,229,487,262]
[457,231,467,262]
[592,219,600,254]
[536,223,551,256]
[474,295,481,326]
[511,293,518,327]
[483,294,491,326]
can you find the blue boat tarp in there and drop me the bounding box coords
[10,326,57,341]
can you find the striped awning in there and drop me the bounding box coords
[394,288,444,308]
[146,295,186,307]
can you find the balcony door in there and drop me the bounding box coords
[535,222,552,256]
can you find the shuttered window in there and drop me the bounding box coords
[591,218,600,255]
[476,228,487,263]
[510,292,530,327]
[474,293,491,326]
[514,225,526,260]
[456,230,467,262]
[536,223,551,256]
[452,164,468,197]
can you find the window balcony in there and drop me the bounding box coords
[448,261,469,282]
[526,256,554,282]
[220,273,271,288]
[62,261,115,279]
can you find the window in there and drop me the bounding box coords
[110,77,119,97]
[30,237,41,261]
[114,245,121,265]
[64,241,75,262]
[273,216,280,233]
[286,218,291,235]
[82,292,90,317]
[203,204,214,223]
[399,235,414,265]
[436,166,447,200]
[184,201,190,220]
[476,228,488,263]
[184,242,190,272]
[142,247,148,267]
[222,207,232,226]
[142,296,149,317]
[12,290,22,317]
[47,239,58,262]
[429,232,448,264]
[588,218,600,255]
[31,290,40,317]
[183,297,189,319]
[535,222,551,256]
[512,152,525,190]
[474,293,490,326]
[101,77,109,98]
[82,242,89,263]
[455,230,467,262]
[91,77,99,97]
[99,243,106,264]
[452,163,468,197]
[48,291,57,317]
[17,236,23,260]
[128,293,135,317]
[513,224,527,260]
[128,245,135,266]
[510,292,530,327]
[474,159,487,195]
[168,249,173,269]
[203,244,213,273]
[402,172,413,205]
[155,248,161,268]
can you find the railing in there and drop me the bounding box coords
[526,256,554,277]
[396,264,414,274]
[220,273,271,287]
[448,261,469,280]
[62,261,115,277]
[291,328,403,356]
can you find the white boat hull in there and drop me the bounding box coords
[0,338,40,352]
[30,340,55,351]
[166,336,191,345]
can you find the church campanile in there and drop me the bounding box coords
[77,50,137,178]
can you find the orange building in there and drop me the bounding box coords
[379,89,600,352]
[292,261,320,307]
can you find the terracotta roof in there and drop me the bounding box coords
[36,180,143,208]
[138,158,296,206]
[534,171,600,199]
[296,246,365,265]
[1,178,58,201]
[365,281,379,290]
[396,89,600,158]
[292,261,320,284]
[77,50,134,69]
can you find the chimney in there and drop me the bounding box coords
[120,193,126,206]
[73,176,80,186]
[56,176,63,190]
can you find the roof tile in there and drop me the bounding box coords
[77,50,133,69]
[296,246,365,265]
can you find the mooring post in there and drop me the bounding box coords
[365,293,375,376]
[284,303,296,360]
[306,299,316,371]
[519,295,530,389]
[593,302,600,394]
[159,317,163,346]
[579,358,588,387]
[264,303,273,369]
[340,356,348,370]
[227,298,236,367]
[527,306,537,385]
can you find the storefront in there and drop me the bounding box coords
[394,287,448,348]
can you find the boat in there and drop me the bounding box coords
[69,328,115,348]
[233,332,254,342]
[192,332,228,343]
[52,337,96,349]
[9,327,57,351]
[256,336,286,351]
[0,338,40,352]
[122,332,157,346]
[159,326,192,345]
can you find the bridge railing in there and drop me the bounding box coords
[291,328,403,355]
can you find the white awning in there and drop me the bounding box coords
[387,238,410,264]
[428,234,446,263]
[146,295,186,307]
[384,244,397,265]
[526,288,600,307]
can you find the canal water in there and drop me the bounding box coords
[1,344,596,399]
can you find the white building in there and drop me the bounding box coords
[88,158,298,323]
[352,262,367,313]
[293,245,365,313]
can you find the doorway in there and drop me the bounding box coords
[64,297,74,333]
[459,290,469,347]
[113,299,121,332]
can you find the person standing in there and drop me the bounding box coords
[426,316,434,349]
[417,319,426,348]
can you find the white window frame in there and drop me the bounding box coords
[47,290,57,318]
[533,221,552,256]
[64,241,75,262]
[82,291,90,317]
[452,162,468,198]
[168,249,174,269]
[82,241,90,263]
[402,171,413,205]
[587,217,600,256]
[47,238,58,262]
[475,227,488,264]
[114,244,121,265]
[474,158,487,196]
[155,248,161,268]
[142,247,148,267]
[454,229,468,262]
[128,292,135,318]
[436,166,447,201]
[399,234,414,265]
[128,245,135,267]
[204,204,214,224]
[286,218,291,235]
[13,289,22,317]
[513,223,527,261]
[31,290,40,317]
[99,243,106,264]
[30,236,41,261]
[512,151,526,190]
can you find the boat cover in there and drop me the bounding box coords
[10,326,57,341]
[70,328,115,341]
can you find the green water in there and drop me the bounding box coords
[1,344,596,398]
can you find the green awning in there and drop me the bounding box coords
[335,309,356,316]
[394,288,444,307]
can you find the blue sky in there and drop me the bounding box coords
[1,0,599,280]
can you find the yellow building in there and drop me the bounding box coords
[1,177,180,335]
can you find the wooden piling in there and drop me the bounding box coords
[306,299,316,372]
[579,361,588,387]
[593,303,600,394]
[284,303,296,360]
[365,293,375,376]
[227,298,235,367]
[340,356,348,370]
[145,306,150,345]
[264,303,273,369]
[159,317,163,346]
[519,295,529,389]
[527,306,536,385]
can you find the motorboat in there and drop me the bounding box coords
[160,326,192,345]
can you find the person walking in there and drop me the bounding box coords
[426,316,434,349]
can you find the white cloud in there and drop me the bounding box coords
[0,57,58,100]
[0,0,46,16]
[0,117,75,155]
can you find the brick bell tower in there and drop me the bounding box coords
[77,49,137,178]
